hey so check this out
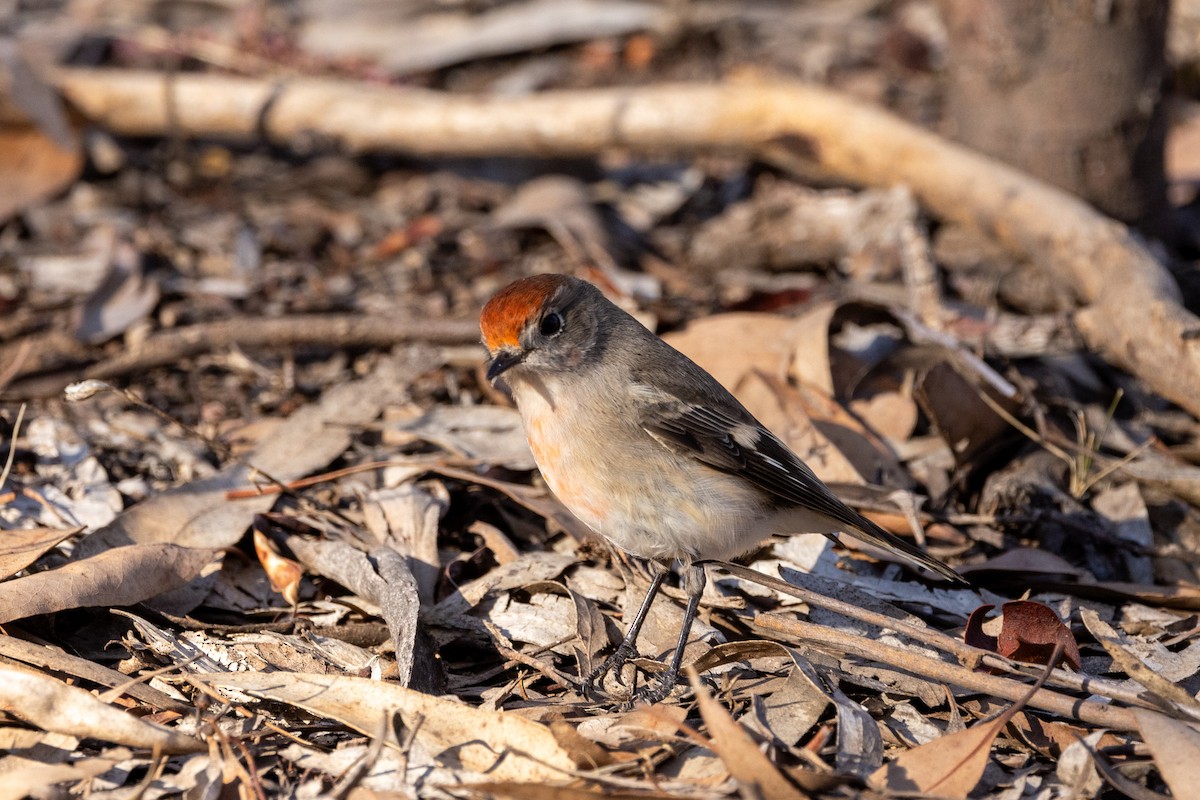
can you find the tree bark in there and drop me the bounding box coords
[940,0,1170,234]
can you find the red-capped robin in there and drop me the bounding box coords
[481,273,965,704]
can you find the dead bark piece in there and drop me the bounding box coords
[49,69,1200,418]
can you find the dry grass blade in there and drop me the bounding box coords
[0,402,24,488]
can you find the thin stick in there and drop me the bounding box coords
[0,403,25,488]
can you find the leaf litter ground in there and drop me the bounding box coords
[3,4,1200,799]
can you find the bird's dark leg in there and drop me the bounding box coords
[582,567,667,701]
[632,561,706,705]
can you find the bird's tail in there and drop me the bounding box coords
[839,516,968,584]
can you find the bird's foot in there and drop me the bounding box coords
[581,642,638,701]
[626,670,679,707]
[584,650,684,707]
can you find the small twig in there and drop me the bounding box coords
[97,653,204,706]
[126,743,167,800]
[898,217,944,329]
[0,403,26,488]
[892,307,1019,400]
[222,456,475,500]
[755,613,1137,730]
[492,639,578,691]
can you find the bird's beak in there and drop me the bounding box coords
[486,348,523,381]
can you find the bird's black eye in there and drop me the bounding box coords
[539,312,564,337]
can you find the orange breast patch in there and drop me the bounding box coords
[527,414,610,527]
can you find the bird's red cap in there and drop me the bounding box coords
[480,273,571,353]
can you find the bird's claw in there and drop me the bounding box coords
[582,644,685,706]
[628,676,676,706]
[582,642,637,701]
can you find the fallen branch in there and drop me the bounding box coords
[755,613,1138,731]
[82,315,479,379]
[0,313,479,396]
[716,562,1156,712]
[49,68,1200,416]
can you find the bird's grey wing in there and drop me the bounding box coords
[637,394,860,523]
[636,389,966,583]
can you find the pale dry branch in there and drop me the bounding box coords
[0,313,479,396]
[49,68,1200,416]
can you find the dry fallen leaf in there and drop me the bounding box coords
[1056,729,1105,796]
[849,391,919,443]
[685,667,806,799]
[201,671,577,782]
[285,537,427,690]
[0,526,79,579]
[916,361,1013,466]
[964,601,1081,671]
[787,300,838,396]
[665,311,804,410]
[0,665,202,754]
[736,371,865,484]
[383,404,535,471]
[0,756,117,800]
[870,713,1006,798]
[72,240,160,344]
[0,123,82,222]
[957,547,1085,581]
[1134,707,1200,799]
[0,543,220,624]
[253,525,303,606]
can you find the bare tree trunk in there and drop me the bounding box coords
[940,0,1170,235]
